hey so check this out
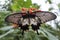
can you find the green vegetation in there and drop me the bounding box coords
[0,0,60,40]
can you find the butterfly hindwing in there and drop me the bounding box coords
[34,11,57,23]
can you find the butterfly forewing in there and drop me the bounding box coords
[35,11,57,23]
[5,13,23,24]
[5,11,57,24]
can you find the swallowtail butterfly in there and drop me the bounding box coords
[5,8,57,35]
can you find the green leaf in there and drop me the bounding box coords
[23,0,32,8]
[31,3,40,9]
[47,0,52,4]
[58,3,60,9]
[49,8,53,11]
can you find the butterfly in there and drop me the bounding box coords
[5,8,57,35]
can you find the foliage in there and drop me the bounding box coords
[8,0,40,12]
[58,3,60,9]
[0,12,10,27]
[0,0,60,40]
[47,0,52,4]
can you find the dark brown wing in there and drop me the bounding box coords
[5,12,23,24]
[34,11,57,23]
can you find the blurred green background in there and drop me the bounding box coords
[0,0,60,40]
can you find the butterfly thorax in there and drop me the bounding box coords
[22,11,36,18]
